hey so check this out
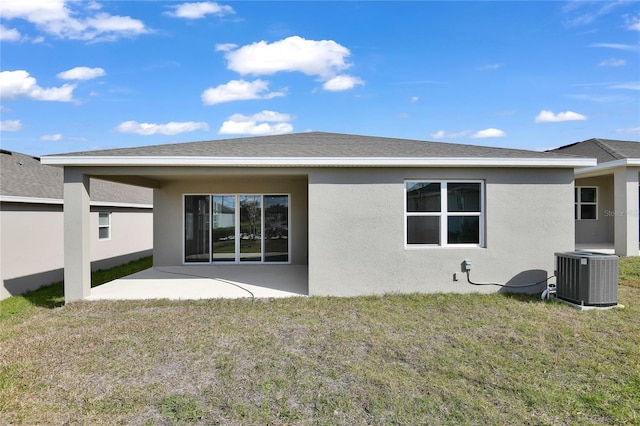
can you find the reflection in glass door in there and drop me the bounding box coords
[185,194,289,263]
[265,195,289,262]
[184,195,210,262]
[212,195,236,262]
[239,195,262,262]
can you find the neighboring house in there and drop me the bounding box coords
[552,138,640,257]
[41,132,595,303]
[0,150,153,300]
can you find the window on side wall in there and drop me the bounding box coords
[98,212,111,240]
[575,187,597,220]
[405,180,484,247]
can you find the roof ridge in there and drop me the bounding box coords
[592,138,624,160]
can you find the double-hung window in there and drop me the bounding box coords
[575,187,597,220]
[98,212,111,240]
[405,180,484,247]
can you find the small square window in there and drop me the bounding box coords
[447,216,480,244]
[98,212,111,240]
[580,188,597,203]
[407,216,440,244]
[406,182,441,212]
[575,187,597,220]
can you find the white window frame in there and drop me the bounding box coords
[575,186,598,221]
[405,180,485,248]
[182,193,291,264]
[98,211,111,240]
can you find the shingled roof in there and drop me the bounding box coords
[551,138,640,164]
[48,132,582,159]
[0,150,153,205]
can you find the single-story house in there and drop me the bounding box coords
[40,132,595,303]
[0,149,153,299]
[551,138,639,257]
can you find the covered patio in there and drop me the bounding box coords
[88,265,308,300]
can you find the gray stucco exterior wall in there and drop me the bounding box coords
[574,175,615,244]
[0,204,153,299]
[307,167,575,296]
[110,165,574,297]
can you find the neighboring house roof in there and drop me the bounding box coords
[41,132,594,168]
[551,138,640,163]
[0,150,153,206]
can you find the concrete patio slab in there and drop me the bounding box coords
[87,265,308,301]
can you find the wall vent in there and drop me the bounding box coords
[555,251,618,306]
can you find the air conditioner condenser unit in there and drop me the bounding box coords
[554,251,618,307]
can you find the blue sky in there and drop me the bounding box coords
[1,1,639,156]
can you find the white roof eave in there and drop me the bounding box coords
[574,158,640,177]
[0,195,152,208]
[40,155,597,168]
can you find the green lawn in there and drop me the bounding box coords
[620,256,640,288]
[0,257,152,320]
[0,257,639,425]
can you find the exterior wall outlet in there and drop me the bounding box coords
[463,260,472,271]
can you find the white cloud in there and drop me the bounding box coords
[221,36,352,80]
[41,133,62,141]
[218,110,293,135]
[562,1,627,27]
[611,81,640,90]
[215,43,237,52]
[471,128,506,138]
[0,70,75,102]
[626,15,640,32]
[322,75,364,91]
[228,111,292,123]
[534,110,587,123]
[615,127,640,134]
[410,96,419,103]
[0,24,21,41]
[219,121,293,135]
[0,0,149,42]
[478,63,502,71]
[590,42,640,52]
[165,2,234,19]
[0,120,22,131]
[431,130,471,139]
[57,66,106,80]
[598,58,626,67]
[115,120,209,135]
[201,79,284,105]
[565,93,623,103]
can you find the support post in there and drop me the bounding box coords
[64,168,91,302]
[614,167,639,257]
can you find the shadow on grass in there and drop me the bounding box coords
[497,292,544,303]
[1,257,153,315]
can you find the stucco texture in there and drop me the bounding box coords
[150,167,574,297]
[0,204,152,299]
[307,167,574,296]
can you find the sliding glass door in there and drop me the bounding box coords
[212,195,236,262]
[184,195,210,262]
[239,195,262,262]
[265,195,289,262]
[184,194,289,263]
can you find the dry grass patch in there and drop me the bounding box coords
[620,256,640,288]
[1,288,639,425]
